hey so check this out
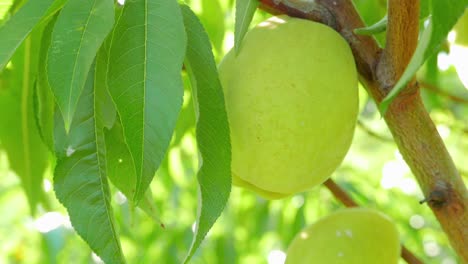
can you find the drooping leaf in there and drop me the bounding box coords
[94,42,116,130]
[380,1,468,113]
[107,0,187,203]
[47,0,115,131]
[234,0,258,54]
[53,65,125,264]
[180,5,232,263]
[0,0,55,71]
[0,30,49,215]
[95,44,161,223]
[34,14,57,151]
[104,118,163,223]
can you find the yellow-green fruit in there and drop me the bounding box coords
[218,16,358,199]
[286,208,400,264]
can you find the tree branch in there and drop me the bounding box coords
[323,179,423,264]
[323,179,358,207]
[377,0,419,90]
[258,0,468,261]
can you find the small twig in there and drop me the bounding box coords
[357,119,393,142]
[323,179,358,207]
[324,179,424,264]
[420,81,468,105]
[401,247,424,264]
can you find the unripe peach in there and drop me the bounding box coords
[219,16,358,199]
[286,208,400,264]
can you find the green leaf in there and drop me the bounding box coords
[0,32,49,215]
[380,1,468,113]
[180,5,232,263]
[0,0,55,71]
[234,0,258,54]
[95,45,161,223]
[34,14,57,151]
[107,0,187,203]
[36,0,69,27]
[354,15,388,35]
[420,0,430,21]
[94,41,116,130]
[47,0,115,131]
[104,118,163,223]
[354,11,432,36]
[53,65,125,264]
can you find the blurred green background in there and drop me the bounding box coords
[1,0,467,263]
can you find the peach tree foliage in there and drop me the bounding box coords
[0,1,230,263]
[0,0,467,263]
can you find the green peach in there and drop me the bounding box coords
[286,208,401,264]
[218,16,358,199]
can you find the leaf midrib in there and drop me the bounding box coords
[93,69,123,261]
[136,0,149,200]
[105,1,145,202]
[66,0,99,124]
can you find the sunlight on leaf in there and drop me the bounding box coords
[0,0,55,71]
[180,5,232,263]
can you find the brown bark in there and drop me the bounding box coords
[258,0,468,261]
[377,0,420,91]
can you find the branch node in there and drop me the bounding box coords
[260,0,337,29]
[426,182,451,209]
